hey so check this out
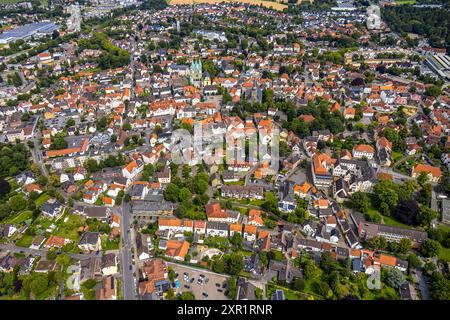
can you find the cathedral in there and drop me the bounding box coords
[190,59,202,88]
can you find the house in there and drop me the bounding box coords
[122,160,143,180]
[0,254,20,273]
[412,164,442,183]
[34,259,61,273]
[269,259,302,284]
[206,221,229,238]
[236,277,257,300]
[247,209,264,227]
[156,166,171,184]
[2,224,17,238]
[376,137,392,167]
[136,232,152,261]
[205,202,239,223]
[96,275,117,300]
[352,144,375,160]
[40,199,62,217]
[243,224,257,242]
[139,258,170,298]
[165,240,190,261]
[29,235,46,250]
[44,235,70,249]
[101,253,118,276]
[78,232,102,252]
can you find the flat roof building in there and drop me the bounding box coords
[0,22,60,44]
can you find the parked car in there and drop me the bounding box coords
[202,292,208,298]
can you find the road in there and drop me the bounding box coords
[119,36,139,301]
[29,115,49,178]
[119,202,137,300]
[414,268,431,300]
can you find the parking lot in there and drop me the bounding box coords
[168,263,230,300]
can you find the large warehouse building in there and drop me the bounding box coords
[0,22,59,44]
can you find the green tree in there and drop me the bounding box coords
[178,291,196,300]
[398,238,412,254]
[421,239,441,258]
[385,268,406,289]
[349,192,370,213]
[407,253,421,269]
[8,194,27,212]
[56,253,71,269]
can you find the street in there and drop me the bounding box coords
[119,202,137,300]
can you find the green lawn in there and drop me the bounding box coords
[35,193,50,207]
[101,235,120,251]
[6,210,33,224]
[439,246,450,262]
[15,234,34,248]
[396,0,417,4]
[382,215,411,228]
[392,151,404,163]
[54,214,85,241]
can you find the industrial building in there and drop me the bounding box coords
[0,22,59,44]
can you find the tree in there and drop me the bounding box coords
[49,137,68,150]
[398,238,412,254]
[425,85,442,98]
[0,178,11,198]
[421,239,441,258]
[193,178,208,195]
[394,199,420,226]
[178,291,196,300]
[417,206,438,227]
[293,278,306,291]
[229,232,243,250]
[349,192,370,213]
[367,236,388,251]
[227,277,238,299]
[164,183,180,202]
[430,273,450,300]
[385,269,406,289]
[178,187,192,202]
[56,253,71,268]
[46,250,57,261]
[224,253,244,275]
[8,194,27,212]
[29,274,49,296]
[407,253,421,269]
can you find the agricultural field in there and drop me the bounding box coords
[168,0,288,11]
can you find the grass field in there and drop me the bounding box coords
[169,0,288,11]
[6,210,33,224]
[35,193,50,207]
[0,0,24,4]
[439,247,450,262]
[16,234,34,248]
[396,0,417,4]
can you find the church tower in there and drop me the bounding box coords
[190,59,202,89]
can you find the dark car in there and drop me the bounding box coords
[222,283,227,289]
[184,285,190,289]
[224,290,229,296]
[217,289,223,293]
[215,283,221,287]
[202,292,208,298]
[190,277,195,283]
[129,265,132,270]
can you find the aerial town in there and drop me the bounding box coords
[0,0,449,302]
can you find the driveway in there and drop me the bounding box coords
[414,268,431,300]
